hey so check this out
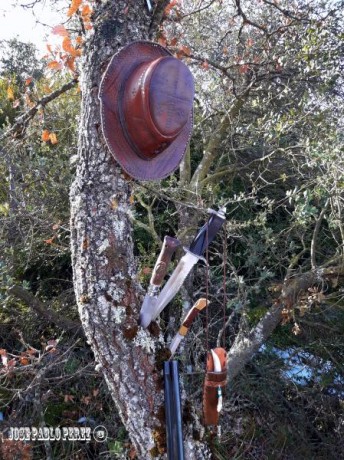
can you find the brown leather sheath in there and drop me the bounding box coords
[203,347,227,426]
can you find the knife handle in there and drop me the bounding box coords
[179,298,208,335]
[189,208,226,257]
[150,236,180,286]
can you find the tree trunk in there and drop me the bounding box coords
[70,2,209,458]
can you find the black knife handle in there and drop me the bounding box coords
[189,209,226,256]
[150,236,180,286]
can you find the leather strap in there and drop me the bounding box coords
[203,348,227,426]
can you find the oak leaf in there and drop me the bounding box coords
[81,4,92,20]
[66,56,76,73]
[20,357,29,366]
[43,84,52,94]
[81,395,91,405]
[239,64,249,74]
[42,130,50,142]
[52,24,69,37]
[47,60,62,70]
[25,93,35,108]
[62,36,77,56]
[7,86,14,100]
[129,447,137,459]
[165,0,179,15]
[27,348,37,356]
[158,36,167,47]
[170,37,178,46]
[180,45,191,56]
[67,0,82,17]
[49,133,58,145]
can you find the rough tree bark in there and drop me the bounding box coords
[70,1,210,458]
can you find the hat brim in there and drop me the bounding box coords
[99,41,193,181]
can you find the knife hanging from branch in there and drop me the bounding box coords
[169,298,208,357]
[139,236,180,328]
[145,207,226,326]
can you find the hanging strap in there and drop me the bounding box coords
[205,223,210,354]
[203,223,228,428]
[222,224,227,348]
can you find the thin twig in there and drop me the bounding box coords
[0,78,78,143]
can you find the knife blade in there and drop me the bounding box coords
[149,207,226,324]
[139,236,180,328]
[169,298,208,357]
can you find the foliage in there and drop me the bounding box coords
[0,0,343,459]
[0,38,44,87]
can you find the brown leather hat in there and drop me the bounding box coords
[99,41,194,181]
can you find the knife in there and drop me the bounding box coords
[169,298,208,357]
[149,207,226,325]
[139,236,180,328]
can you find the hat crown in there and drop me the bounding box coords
[150,57,194,138]
[123,56,194,160]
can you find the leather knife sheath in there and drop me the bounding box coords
[203,347,227,426]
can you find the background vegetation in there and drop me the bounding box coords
[0,0,343,458]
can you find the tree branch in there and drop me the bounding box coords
[0,78,78,142]
[226,266,344,382]
[179,144,191,186]
[8,285,81,332]
[180,0,217,19]
[148,0,170,39]
[235,0,267,34]
[135,193,162,246]
[311,200,329,270]
[190,88,250,191]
